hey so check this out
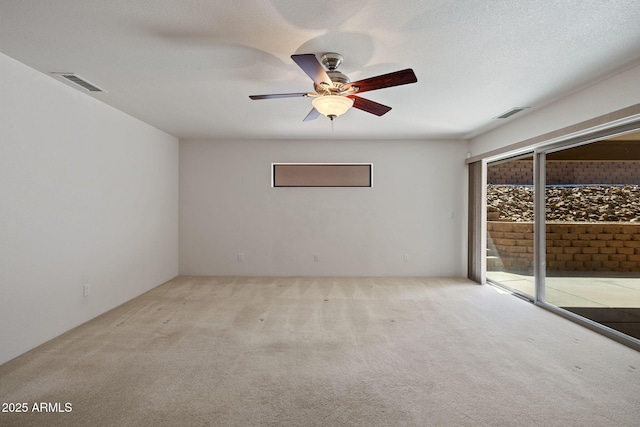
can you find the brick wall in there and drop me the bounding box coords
[488,160,640,185]
[487,222,640,273]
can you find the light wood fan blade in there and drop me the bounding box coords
[249,92,308,100]
[291,54,332,86]
[303,108,321,121]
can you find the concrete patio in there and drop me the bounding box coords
[487,271,640,308]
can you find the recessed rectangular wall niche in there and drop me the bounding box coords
[272,163,372,187]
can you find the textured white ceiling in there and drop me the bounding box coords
[2,0,640,140]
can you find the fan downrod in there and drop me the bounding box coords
[315,53,350,93]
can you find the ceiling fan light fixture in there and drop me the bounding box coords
[250,53,417,122]
[312,95,353,120]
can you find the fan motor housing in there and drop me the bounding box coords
[314,71,350,93]
[312,53,351,93]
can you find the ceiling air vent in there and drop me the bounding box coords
[51,72,107,92]
[494,107,529,119]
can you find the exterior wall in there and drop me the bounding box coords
[488,222,640,273]
[487,222,535,272]
[488,160,640,185]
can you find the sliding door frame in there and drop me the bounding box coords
[467,160,486,283]
[533,151,546,304]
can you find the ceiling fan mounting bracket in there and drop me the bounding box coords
[320,53,343,71]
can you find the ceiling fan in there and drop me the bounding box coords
[249,53,417,121]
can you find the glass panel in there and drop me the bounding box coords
[486,155,535,298]
[544,132,640,339]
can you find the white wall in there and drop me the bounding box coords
[0,53,179,364]
[180,139,468,277]
[470,61,640,156]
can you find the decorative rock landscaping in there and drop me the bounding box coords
[487,184,640,222]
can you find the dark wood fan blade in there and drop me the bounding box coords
[291,54,331,86]
[303,107,321,122]
[346,69,417,94]
[249,92,308,100]
[348,95,392,116]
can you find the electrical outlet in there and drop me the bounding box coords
[404,253,409,262]
[83,284,91,297]
[313,254,319,262]
[238,253,244,261]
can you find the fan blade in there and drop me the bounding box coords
[303,108,321,122]
[249,92,308,100]
[346,69,417,94]
[291,54,331,86]
[348,96,392,116]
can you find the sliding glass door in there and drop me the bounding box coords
[486,155,535,299]
[544,133,640,339]
[483,130,640,346]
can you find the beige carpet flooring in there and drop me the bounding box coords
[1,276,639,426]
